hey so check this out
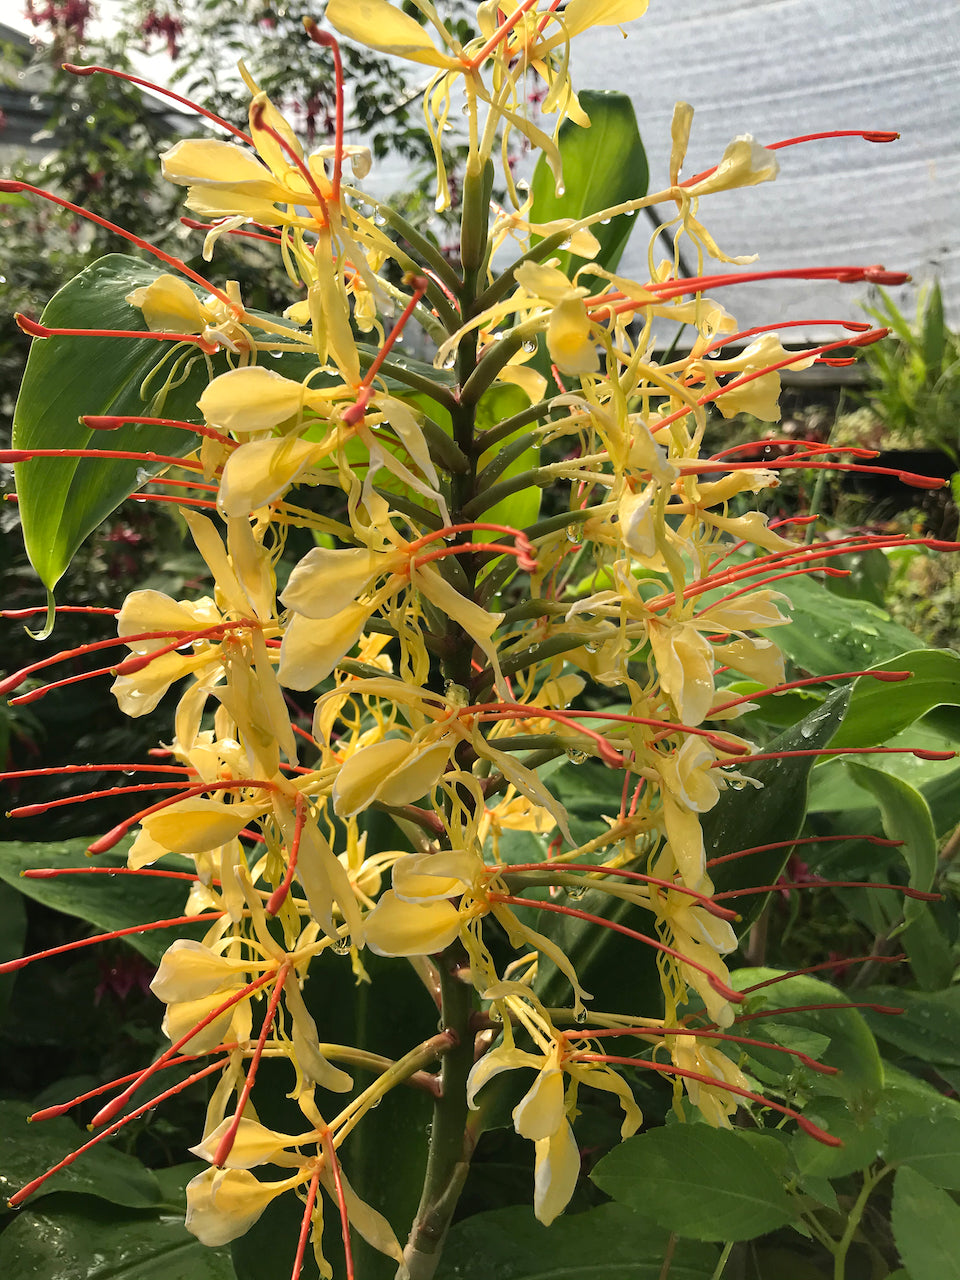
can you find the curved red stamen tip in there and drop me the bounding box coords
[871,670,911,682]
[61,61,96,75]
[87,823,132,855]
[15,314,46,338]
[0,180,26,193]
[864,130,900,143]
[798,1116,844,1146]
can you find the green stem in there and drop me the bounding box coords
[349,188,462,296]
[370,355,459,412]
[473,229,568,314]
[460,329,527,405]
[831,1165,891,1280]
[401,956,477,1280]
[473,398,551,455]
[474,430,539,489]
[460,465,545,521]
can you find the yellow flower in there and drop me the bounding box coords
[185,1168,303,1246]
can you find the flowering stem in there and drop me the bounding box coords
[402,953,476,1280]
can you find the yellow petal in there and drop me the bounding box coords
[326,0,459,68]
[162,989,250,1053]
[277,601,371,690]
[280,547,380,619]
[532,1123,580,1225]
[142,798,261,857]
[551,0,648,38]
[648,620,715,726]
[190,1117,307,1170]
[364,891,461,956]
[218,436,324,516]
[513,1066,565,1141]
[161,139,285,198]
[126,274,207,334]
[687,134,779,197]
[546,296,599,375]
[185,1168,292,1247]
[332,737,451,817]
[200,366,307,434]
[150,939,246,1003]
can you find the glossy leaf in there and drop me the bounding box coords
[732,970,883,1106]
[0,838,201,964]
[861,986,960,1067]
[759,570,919,675]
[844,763,937,921]
[436,1202,718,1279]
[704,687,850,921]
[0,1099,163,1209]
[0,1180,236,1279]
[891,1167,960,1280]
[830,648,960,749]
[791,1097,885,1180]
[530,90,648,286]
[591,1126,795,1241]
[12,255,230,592]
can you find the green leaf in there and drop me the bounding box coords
[830,649,960,749]
[529,90,648,287]
[844,763,937,921]
[887,1112,960,1189]
[791,1097,886,1180]
[732,970,883,1107]
[861,986,960,1068]
[12,255,230,592]
[704,687,850,923]
[476,383,541,536]
[0,878,27,1019]
[436,1203,719,1279]
[760,572,920,676]
[591,1126,795,1242]
[891,1167,960,1280]
[0,838,201,964]
[0,1099,163,1209]
[0,1193,236,1279]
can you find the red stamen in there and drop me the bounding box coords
[16,312,218,354]
[83,414,234,446]
[0,762,190,781]
[734,1001,903,1022]
[463,0,539,70]
[181,216,283,245]
[342,276,429,424]
[721,746,955,766]
[303,22,346,203]
[0,606,117,619]
[9,1059,226,1207]
[0,913,222,974]
[213,963,291,1167]
[0,181,237,310]
[86,777,278,855]
[0,447,203,471]
[714,881,940,901]
[22,866,201,883]
[267,794,306,915]
[709,668,910,715]
[321,1128,355,1280]
[63,63,253,143]
[569,1052,841,1145]
[562,1024,838,1075]
[489,894,744,1004]
[741,955,905,992]
[707,833,900,869]
[30,1046,238,1121]
[291,1165,323,1280]
[91,968,278,1128]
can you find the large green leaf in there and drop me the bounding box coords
[887,1112,960,1189]
[861,986,960,1068]
[436,1203,718,1279]
[831,649,960,748]
[891,1167,960,1280]
[732,970,883,1107]
[0,1099,163,1209]
[529,91,648,287]
[704,687,850,919]
[0,838,201,964]
[0,1168,236,1279]
[591,1126,795,1242]
[759,571,920,675]
[12,255,231,592]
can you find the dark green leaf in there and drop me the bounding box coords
[733,970,883,1106]
[887,1112,960,1189]
[891,1167,960,1280]
[529,90,648,287]
[0,838,201,964]
[0,1193,236,1279]
[761,572,919,675]
[704,687,850,924]
[12,255,230,592]
[844,763,937,923]
[0,879,27,1018]
[0,1099,163,1209]
[831,649,960,749]
[436,1203,718,1279]
[591,1126,795,1241]
[791,1097,886,1179]
[861,986,960,1067]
